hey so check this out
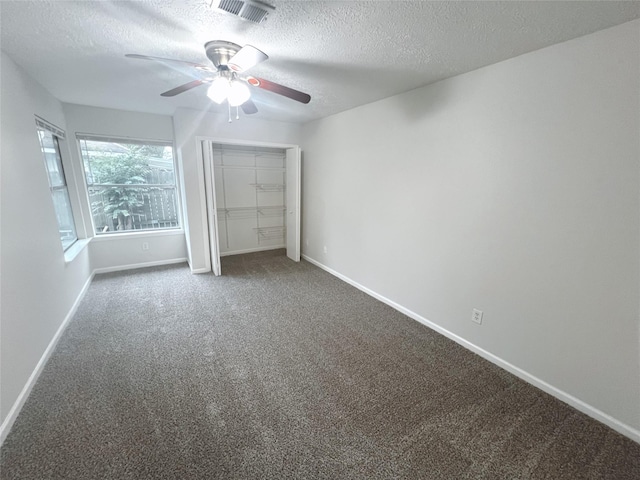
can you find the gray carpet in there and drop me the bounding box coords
[1,250,639,479]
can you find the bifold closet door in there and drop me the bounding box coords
[202,141,221,275]
[286,147,301,262]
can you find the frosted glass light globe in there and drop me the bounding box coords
[207,77,230,104]
[228,81,251,107]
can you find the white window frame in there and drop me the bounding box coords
[36,116,78,252]
[76,134,182,236]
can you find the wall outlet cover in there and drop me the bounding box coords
[472,308,483,324]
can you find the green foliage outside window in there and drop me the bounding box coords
[79,139,178,234]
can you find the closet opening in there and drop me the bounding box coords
[201,139,301,275]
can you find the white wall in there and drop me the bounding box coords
[173,107,301,272]
[301,20,640,437]
[62,104,188,271]
[0,53,92,429]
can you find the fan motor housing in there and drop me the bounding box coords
[205,41,241,68]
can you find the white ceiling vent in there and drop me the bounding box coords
[210,0,274,24]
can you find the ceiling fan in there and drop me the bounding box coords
[126,41,311,119]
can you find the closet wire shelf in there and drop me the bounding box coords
[254,226,286,240]
[250,183,285,192]
[217,206,285,220]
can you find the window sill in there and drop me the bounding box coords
[90,229,184,242]
[64,238,91,264]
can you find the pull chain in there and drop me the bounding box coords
[228,101,232,123]
[236,106,240,120]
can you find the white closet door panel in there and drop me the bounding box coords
[202,141,221,275]
[224,169,256,207]
[286,147,301,261]
[212,150,223,166]
[227,218,260,251]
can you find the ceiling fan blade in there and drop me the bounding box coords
[161,79,207,97]
[227,45,268,73]
[125,54,215,72]
[247,77,311,104]
[241,99,259,115]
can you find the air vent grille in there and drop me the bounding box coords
[241,4,268,23]
[210,0,274,24]
[218,0,242,16]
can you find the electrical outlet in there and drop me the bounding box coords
[472,309,483,325]
[142,242,149,251]
[323,245,328,254]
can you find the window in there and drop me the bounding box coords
[37,127,78,251]
[78,136,180,235]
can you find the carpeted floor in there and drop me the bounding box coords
[1,250,639,479]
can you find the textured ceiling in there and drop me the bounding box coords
[1,1,639,124]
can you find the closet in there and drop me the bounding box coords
[201,140,301,275]
[214,144,286,254]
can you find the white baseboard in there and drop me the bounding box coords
[220,245,285,257]
[0,272,95,446]
[92,258,188,275]
[301,254,640,444]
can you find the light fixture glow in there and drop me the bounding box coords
[207,76,230,104]
[228,81,251,107]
